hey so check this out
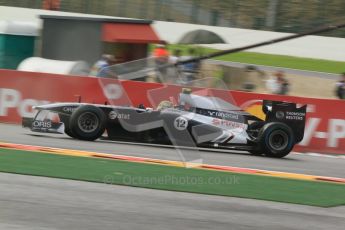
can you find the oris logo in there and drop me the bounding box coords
[62,107,77,113]
[32,120,52,129]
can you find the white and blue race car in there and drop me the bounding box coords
[23,89,306,158]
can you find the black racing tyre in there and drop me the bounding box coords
[258,122,295,158]
[65,126,77,138]
[69,105,106,141]
[247,121,265,155]
[59,114,76,138]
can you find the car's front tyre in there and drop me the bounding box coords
[59,114,77,138]
[69,105,106,141]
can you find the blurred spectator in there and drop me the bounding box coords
[42,0,60,10]
[180,48,200,84]
[169,49,182,64]
[152,44,170,61]
[335,73,345,99]
[164,49,182,83]
[242,65,266,92]
[152,44,170,81]
[90,54,116,77]
[181,48,199,72]
[266,70,290,95]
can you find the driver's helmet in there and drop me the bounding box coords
[157,100,174,111]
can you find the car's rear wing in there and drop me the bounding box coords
[263,100,307,143]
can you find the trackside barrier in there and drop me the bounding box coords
[0,69,344,154]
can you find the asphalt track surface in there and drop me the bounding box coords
[0,173,344,230]
[0,123,345,230]
[0,123,344,178]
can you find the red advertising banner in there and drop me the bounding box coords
[1,69,344,154]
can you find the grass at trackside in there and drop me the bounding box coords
[165,44,345,74]
[0,148,344,207]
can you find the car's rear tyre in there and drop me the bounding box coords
[258,122,295,158]
[69,105,106,141]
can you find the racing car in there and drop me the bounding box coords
[24,23,338,158]
[22,89,306,158]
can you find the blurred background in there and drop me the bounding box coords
[1,0,345,37]
[1,0,345,99]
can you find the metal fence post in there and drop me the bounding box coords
[265,0,278,30]
[155,0,162,20]
[190,0,199,24]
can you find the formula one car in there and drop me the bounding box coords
[22,89,306,158]
[24,24,336,158]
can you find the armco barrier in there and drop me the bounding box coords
[0,69,344,154]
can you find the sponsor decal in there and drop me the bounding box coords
[300,118,345,148]
[62,107,77,113]
[103,84,123,100]
[285,111,305,121]
[212,118,246,129]
[209,111,239,120]
[240,99,266,120]
[108,111,130,120]
[276,111,285,120]
[174,116,188,130]
[32,120,52,129]
[109,111,117,120]
[0,88,50,117]
[208,111,216,116]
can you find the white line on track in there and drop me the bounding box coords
[101,138,345,159]
[292,152,345,159]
